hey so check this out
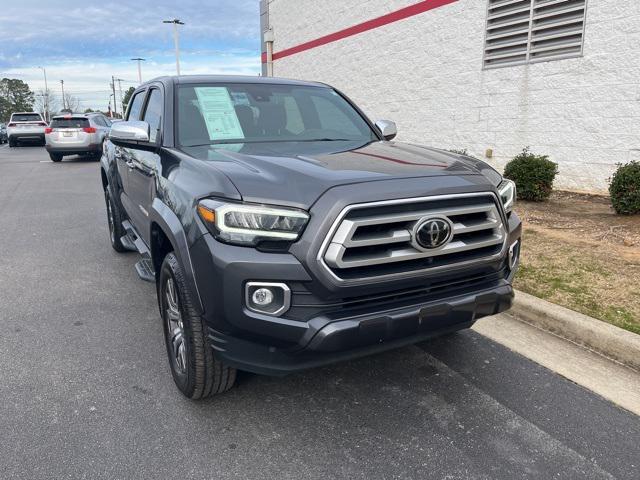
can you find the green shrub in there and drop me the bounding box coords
[609,161,640,215]
[504,148,558,202]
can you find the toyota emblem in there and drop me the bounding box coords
[414,217,453,250]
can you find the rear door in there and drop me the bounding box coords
[92,115,109,145]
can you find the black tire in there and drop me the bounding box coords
[104,188,127,252]
[8,138,16,147]
[159,252,236,399]
[49,152,63,162]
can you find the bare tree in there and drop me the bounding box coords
[34,89,61,117]
[63,93,81,112]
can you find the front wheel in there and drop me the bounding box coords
[104,188,127,252]
[159,252,236,399]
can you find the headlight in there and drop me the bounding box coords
[197,199,309,246]
[498,179,516,213]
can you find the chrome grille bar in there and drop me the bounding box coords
[319,193,507,282]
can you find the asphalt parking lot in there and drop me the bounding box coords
[0,144,639,480]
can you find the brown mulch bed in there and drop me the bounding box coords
[513,191,640,334]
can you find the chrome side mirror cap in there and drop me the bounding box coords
[109,120,150,143]
[375,119,397,141]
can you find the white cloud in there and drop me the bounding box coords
[0,0,262,111]
[3,54,261,111]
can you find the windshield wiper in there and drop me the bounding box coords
[294,138,352,142]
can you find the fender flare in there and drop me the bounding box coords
[149,198,204,315]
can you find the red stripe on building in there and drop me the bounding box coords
[266,0,458,63]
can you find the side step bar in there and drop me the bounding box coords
[134,259,155,283]
[121,220,156,283]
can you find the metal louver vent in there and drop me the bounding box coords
[484,0,587,69]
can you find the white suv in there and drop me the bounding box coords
[45,113,112,162]
[7,112,48,147]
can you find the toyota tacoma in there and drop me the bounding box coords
[100,75,521,399]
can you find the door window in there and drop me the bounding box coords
[127,91,146,121]
[142,89,163,143]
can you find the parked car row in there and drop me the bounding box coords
[3,111,113,161]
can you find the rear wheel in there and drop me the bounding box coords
[159,252,236,399]
[49,152,63,162]
[104,188,127,252]
[8,138,16,147]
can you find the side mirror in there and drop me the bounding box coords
[375,119,397,141]
[109,120,150,147]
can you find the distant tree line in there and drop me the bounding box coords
[1,77,109,122]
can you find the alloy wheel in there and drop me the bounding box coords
[165,277,187,375]
[105,192,115,244]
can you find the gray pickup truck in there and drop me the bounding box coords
[100,75,521,399]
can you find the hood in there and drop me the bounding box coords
[180,140,502,209]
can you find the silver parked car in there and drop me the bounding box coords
[7,112,48,147]
[45,113,112,162]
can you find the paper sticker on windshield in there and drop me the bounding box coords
[194,87,244,141]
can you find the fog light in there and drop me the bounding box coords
[245,282,291,316]
[252,288,274,306]
[508,240,521,270]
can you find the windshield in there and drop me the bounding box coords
[177,83,378,147]
[11,113,42,122]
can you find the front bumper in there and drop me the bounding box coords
[189,210,521,375]
[209,282,513,375]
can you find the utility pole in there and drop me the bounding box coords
[60,80,66,110]
[130,57,145,84]
[38,66,49,121]
[115,78,125,116]
[163,19,184,75]
[110,76,118,117]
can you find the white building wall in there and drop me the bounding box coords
[263,0,640,192]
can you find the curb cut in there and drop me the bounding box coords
[510,290,640,372]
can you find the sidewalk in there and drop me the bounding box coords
[474,313,640,416]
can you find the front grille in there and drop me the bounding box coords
[319,193,507,282]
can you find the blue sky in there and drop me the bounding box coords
[0,0,261,111]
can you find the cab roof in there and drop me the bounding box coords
[143,74,328,89]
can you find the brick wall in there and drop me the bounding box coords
[262,0,640,192]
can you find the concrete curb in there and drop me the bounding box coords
[510,290,640,372]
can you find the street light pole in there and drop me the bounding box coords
[38,66,49,121]
[60,80,66,110]
[163,19,184,75]
[130,57,145,84]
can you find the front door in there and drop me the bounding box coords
[116,89,147,234]
[126,87,164,245]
